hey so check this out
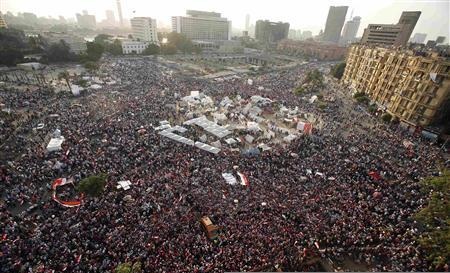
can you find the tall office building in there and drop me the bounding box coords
[340,16,361,45]
[245,14,250,31]
[130,17,158,43]
[322,6,348,44]
[76,11,96,29]
[410,33,427,44]
[105,10,116,25]
[255,20,289,44]
[302,30,313,40]
[361,11,421,47]
[116,0,124,27]
[397,11,421,45]
[172,10,231,41]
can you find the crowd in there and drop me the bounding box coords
[0,57,446,272]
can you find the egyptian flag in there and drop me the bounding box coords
[369,171,381,181]
[237,172,249,187]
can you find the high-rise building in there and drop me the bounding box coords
[322,6,348,44]
[397,11,421,45]
[105,10,116,25]
[436,36,446,44]
[76,12,96,29]
[245,14,250,31]
[255,20,289,44]
[42,32,87,53]
[0,12,7,28]
[302,30,313,40]
[361,11,420,47]
[172,10,231,41]
[410,33,427,44]
[116,0,124,27]
[342,44,450,126]
[340,16,361,45]
[130,17,158,44]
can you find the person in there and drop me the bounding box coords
[0,56,444,272]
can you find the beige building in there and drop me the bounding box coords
[342,44,450,126]
[361,11,421,47]
[0,12,7,28]
[130,17,158,44]
[172,10,231,41]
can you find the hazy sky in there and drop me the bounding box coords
[3,0,449,39]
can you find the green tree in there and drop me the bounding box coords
[165,32,197,54]
[75,78,88,88]
[85,42,104,62]
[381,113,392,122]
[106,39,123,56]
[46,40,77,62]
[293,86,304,96]
[0,47,24,66]
[304,69,324,89]
[84,61,99,72]
[415,170,450,271]
[58,70,72,92]
[94,34,113,44]
[76,174,107,197]
[115,263,132,273]
[161,44,177,55]
[115,262,142,273]
[142,43,160,55]
[330,62,346,80]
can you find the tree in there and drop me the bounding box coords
[115,262,142,273]
[0,47,24,66]
[142,44,160,55]
[115,263,132,273]
[161,44,177,55]
[415,170,450,271]
[330,62,346,80]
[58,71,72,92]
[293,86,304,96]
[94,34,113,44]
[75,78,88,88]
[84,61,99,72]
[381,113,392,122]
[165,32,197,54]
[106,39,123,56]
[76,174,107,197]
[46,40,77,62]
[304,69,324,89]
[85,42,104,62]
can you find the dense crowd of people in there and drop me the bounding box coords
[0,56,446,272]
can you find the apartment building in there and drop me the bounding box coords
[342,44,450,126]
[172,10,231,41]
[130,17,158,44]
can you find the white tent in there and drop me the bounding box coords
[46,137,65,152]
[309,95,318,103]
[90,84,102,90]
[117,180,132,190]
[283,134,297,143]
[247,121,262,132]
[245,134,255,143]
[222,173,238,185]
[70,85,81,96]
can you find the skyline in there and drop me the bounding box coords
[2,0,449,40]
